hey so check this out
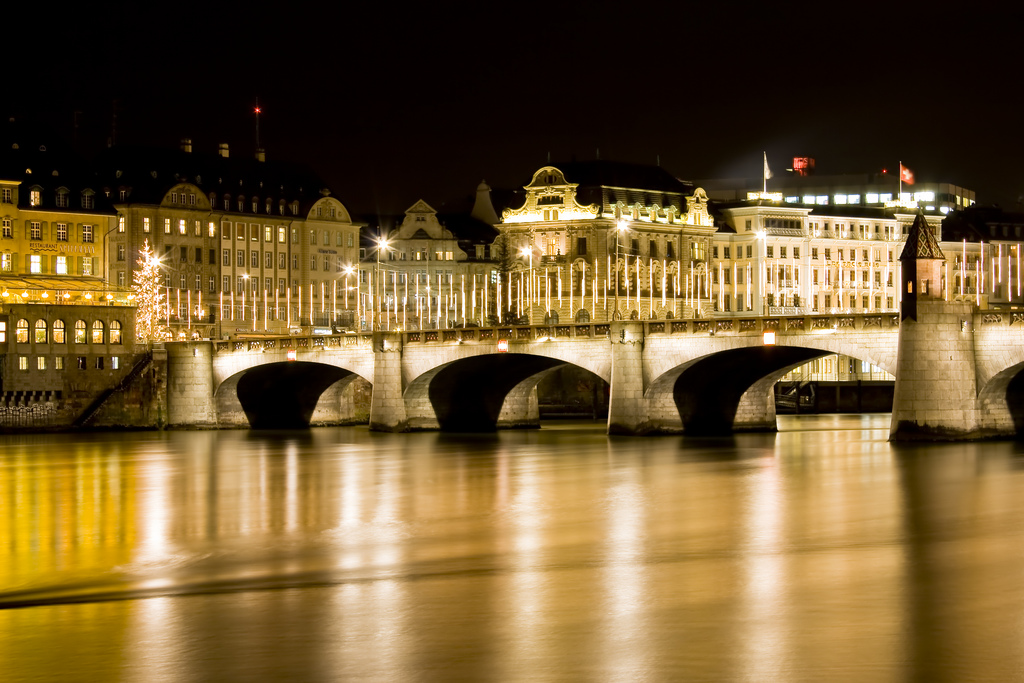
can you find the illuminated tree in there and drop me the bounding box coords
[131,239,171,342]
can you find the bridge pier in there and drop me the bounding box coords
[497,384,541,429]
[369,332,409,432]
[891,301,980,440]
[608,322,649,435]
[166,341,217,427]
[733,377,779,432]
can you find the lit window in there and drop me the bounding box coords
[879,193,892,202]
[0,321,6,342]
[53,320,65,344]
[55,356,63,370]
[112,356,120,370]
[74,320,87,344]
[802,195,815,204]
[816,196,828,205]
[29,254,41,273]
[18,356,27,370]
[2,218,11,237]
[0,188,11,203]
[834,194,847,204]
[118,215,125,233]
[56,256,67,274]
[37,356,46,370]
[848,194,860,204]
[30,222,41,239]
[866,193,879,203]
[82,224,93,243]
[16,319,29,343]
[178,219,186,235]
[278,227,286,243]
[143,217,151,233]
[56,222,68,241]
[163,218,171,234]
[208,222,216,238]
[110,321,122,344]
[82,258,92,276]
[29,189,41,206]
[91,320,105,344]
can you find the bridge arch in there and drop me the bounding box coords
[643,331,898,434]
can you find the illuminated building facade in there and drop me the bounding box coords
[99,141,362,338]
[494,162,715,323]
[711,200,944,316]
[360,193,497,330]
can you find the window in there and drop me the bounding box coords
[251,251,259,268]
[178,219,186,235]
[53,320,65,344]
[780,246,787,258]
[180,275,186,289]
[278,227,286,243]
[55,356,63,370]
[91,321,104,344]
[1,218,10,238]
[668,242,675,259]
[793,247,800,259]
[236,276,244,293]
[347,233,354,248]
[237,250,244,266]
[723,247,730,259]
[223,249,230,265]
[82,224,94,243]
[37,356,46,370]
[825,248,831,261]
[309,231,316,245]
[30,221,41,240]
[112,356,120,370]
[811,248,818,260]
[16,319,29,343]
[82,258,92,276]
[766,246,773,258]
[223,276,230,292]
[18,356,27,371]
[264,226,272,242]
[29,254,41,273]
[195,274,201,291]
[323,231,330,246]
[77,356,86,370]
[279,278,286,293]
[29,189,41,206]
[163,218,171,234]
[265,277,272,292]
[265,252,272,269]
[746,245,751,258]
[143,217,151,233]
[110,321,122,344]
[650,240,658,258]
[118,215,125,233]
[713,246,719,259]
[0,188,10,203]
[117,271,125,286]
[279,253,286,270]
[56,255,67,274]
[117,244,125,261]
[72,320,86,344]
[180,247,187,262]
[311,255,317,270]
[95,357,104,370]
[291,228,298,244]
[56,222,68,241]
[195,247,202,263]
[292,255,298,270]
[745,219,752,232]
[209,276,216,293]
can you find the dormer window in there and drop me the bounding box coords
[290,201,299,215]
[29,187,41,207]
[81,190,95,209]
[170,192,178,204]
[55,188,69,207]
[278,199,285,215]
[251,198,258,213]
[265,199,272,213]
[237,197,244,212]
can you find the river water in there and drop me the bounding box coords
[1,415,1023,681]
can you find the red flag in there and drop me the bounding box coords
[900,164,914,185]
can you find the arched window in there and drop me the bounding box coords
[544,310,559,325]
[15,319,28,343]
[53,320,65,343]
[34,319,47,343]
[74,320,87,343]
[574,309,591,323]
[91,320,105,344]
[110,320,122,344]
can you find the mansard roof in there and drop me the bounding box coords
[900,212,944,261]
[550,160,692,215]
[94,144,331,214]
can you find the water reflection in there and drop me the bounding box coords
[0,419,1024,679]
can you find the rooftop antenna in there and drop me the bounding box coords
[546,150,550,163]
[254,98,261,149]
[596,148,600,160]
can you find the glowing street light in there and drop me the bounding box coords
[375,236,391,330]
[615,219,628,319]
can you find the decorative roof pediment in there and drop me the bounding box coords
[395,199,450,240]
[502,165,599,224]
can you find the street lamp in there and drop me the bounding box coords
[615,219,628,320]
[343,264,355,320]
[375,236,391,330]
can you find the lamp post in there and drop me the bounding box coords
[615,219,627,320]
[343,264,354,326]
[375,236,390,330]
[519,245,532,323]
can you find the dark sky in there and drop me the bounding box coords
[7,2,1024,216]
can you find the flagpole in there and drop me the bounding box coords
[899,159,902,205]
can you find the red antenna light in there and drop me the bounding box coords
[254,107,261,114]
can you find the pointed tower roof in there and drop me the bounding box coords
[899,212,944,261]
[470,180,499,225]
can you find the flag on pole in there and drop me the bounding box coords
[900,163,914,185]
[763,152,773,180]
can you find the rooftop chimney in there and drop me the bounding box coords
[255,148,266,162]
[180,138,192,153]
[218,143,229,158]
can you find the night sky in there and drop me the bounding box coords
[7,2,1023,217]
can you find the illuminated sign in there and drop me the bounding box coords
[497,339,509,353]
[763,331,776,345]
[746,191,783,202]
[287,349,297,361]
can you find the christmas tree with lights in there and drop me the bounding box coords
[131,239,171,342]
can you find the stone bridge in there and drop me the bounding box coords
[163,307,1024,439]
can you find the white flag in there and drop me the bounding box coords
[763,152,773,180]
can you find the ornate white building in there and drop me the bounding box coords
[495,162,716,323]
